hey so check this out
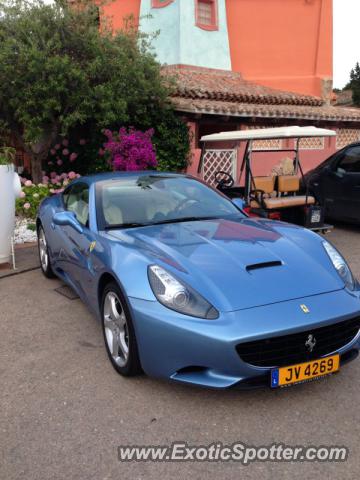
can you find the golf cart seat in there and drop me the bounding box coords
[250,175,315,210]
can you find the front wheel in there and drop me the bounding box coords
[101,282,142,377]
[38,225,56,278]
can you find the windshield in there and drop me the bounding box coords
[96,175,244,229]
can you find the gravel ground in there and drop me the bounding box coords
[14,217,37,244]
[0,222,359,480]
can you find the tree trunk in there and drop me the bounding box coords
[30,152,44,184]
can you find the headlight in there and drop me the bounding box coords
[148,265,219,319]
[323,241,354,291]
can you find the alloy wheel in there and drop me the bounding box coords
[103,291,129,367]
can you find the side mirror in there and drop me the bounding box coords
[53,211,83,234]
[232,198,246,210]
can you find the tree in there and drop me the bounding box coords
[345,62,360,107]
[0,0,189,182]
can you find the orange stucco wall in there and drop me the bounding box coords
[226,0,332,97]
[102,0,141,31]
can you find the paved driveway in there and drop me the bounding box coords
[1,224,359,480]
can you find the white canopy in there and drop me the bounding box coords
[200,126,336,143]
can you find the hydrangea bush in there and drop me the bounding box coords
[104,127,157,171]
[16,171,80,219]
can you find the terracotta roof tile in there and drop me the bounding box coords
[163,65,323,107]
[173,97,360,122]
[162,65,360,123]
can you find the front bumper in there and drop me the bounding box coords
[129,288,360,389]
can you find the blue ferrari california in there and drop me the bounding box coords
[37,172,360,389]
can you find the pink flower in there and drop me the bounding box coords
[76,173,81,178]
[68,171,76,179]
[24,180,32,187]
[23,202,31,209]
[62,139,69,147]
[57,159,63,166]
[62,149,69,156]
[54,144,60,150]
[69,152,78,162]
[98,148,105,157]
[50,171,57,178]
[50,149,56,155]
[42,176,49,184]
[104,127,157,172]
[19,191,26,198]
[79,139,86,145]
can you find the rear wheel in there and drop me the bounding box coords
[38,225,55,278]
[101,282,142,376]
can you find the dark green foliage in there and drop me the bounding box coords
[345,62,360,106]
[0,0,190,181]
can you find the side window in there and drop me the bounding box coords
[63,183,89,226]
[337,146,360,173]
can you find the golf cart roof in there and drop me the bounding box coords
[200,126,336,143]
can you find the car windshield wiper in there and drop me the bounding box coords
[104,215,236,230]
[104,222,149,230]
[150,216,221,226]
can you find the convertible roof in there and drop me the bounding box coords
[200,126,336,143]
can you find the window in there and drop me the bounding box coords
[152,0,173,8]
[337,146,360,173]
[63,183,90,226]
[195,0,218,31]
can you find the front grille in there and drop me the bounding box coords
[236,317,360,368]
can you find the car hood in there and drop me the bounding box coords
[108,218,343,311]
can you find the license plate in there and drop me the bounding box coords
[271,354,340,388]
[311,210,321,223]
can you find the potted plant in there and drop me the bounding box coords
[0,146,22,265]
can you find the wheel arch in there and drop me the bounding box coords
[97,272,121,309]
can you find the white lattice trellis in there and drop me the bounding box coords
[244,125,282,150]
[202,149,237,186]
[298,137,324,150]
[336,129,360,149]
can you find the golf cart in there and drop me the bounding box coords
[198,126,335,233]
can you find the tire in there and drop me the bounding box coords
[101,282,142,376]
[38,225,56,278]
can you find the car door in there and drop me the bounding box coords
[318,145,360,222]
[60,182,97,295]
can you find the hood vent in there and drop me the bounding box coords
[246,260,282,272]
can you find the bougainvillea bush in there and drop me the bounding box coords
[104,127,157,171]
[16,172,80,219]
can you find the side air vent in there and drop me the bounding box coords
[246,261,282,272]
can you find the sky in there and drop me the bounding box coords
[333,0,360,89]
